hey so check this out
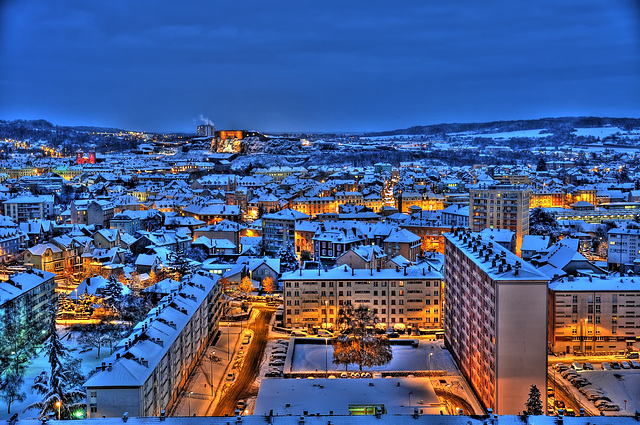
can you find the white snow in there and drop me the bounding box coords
[288,339,457,373]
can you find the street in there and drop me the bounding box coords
[213,309,273,416]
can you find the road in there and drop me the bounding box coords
[213,309,273,416]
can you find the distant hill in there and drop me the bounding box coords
[364,116,640,138]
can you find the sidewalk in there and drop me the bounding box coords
[172,323,243,416]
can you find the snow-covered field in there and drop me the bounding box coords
[0,328,112,420]
[289,339,458,373]
[573,127,640,139]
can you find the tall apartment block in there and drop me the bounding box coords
[469,184,530,252]
[444,230,548,415]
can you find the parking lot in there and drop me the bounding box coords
[550,360,640,416]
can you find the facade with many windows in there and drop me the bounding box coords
[84,273,223,418]
[469,184,530,252]
[280,264,443,332]
[548,275,640,355]
[444,230,548,415]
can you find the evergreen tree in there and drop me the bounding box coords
[536,157,547,171]
[278,241,300,272]
[27,305,86,420]
[524,384,543,415]
[102,274,123,309]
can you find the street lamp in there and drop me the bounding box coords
[188,391,193,417]
[429,352,433,376]
[408,391,413,409]
[55,401,61,420]
[325,337,329,378]
[582,318,588,354]
[209,352,215,397]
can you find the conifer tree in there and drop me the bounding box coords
[27,304,86,420]
[524,384,543,416]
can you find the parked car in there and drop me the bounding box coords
[594,399,612,407]
[627,352,639,359]
[555,400,565,409]
[583,362,594,370]
[340,373,348,379]
[236,400,246,410]
[600,404,620,412]
[601,362,612,370]
[265,370,282,377]
[565,408,576,417]
[621,361,631,369]
[610,361,621,370]
[226,373,235,381]
[561,369,578,378]
[630,360,640,369]
[386,332,399,338]
[555,363,569,371]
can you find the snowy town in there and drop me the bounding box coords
[0,119,640,425]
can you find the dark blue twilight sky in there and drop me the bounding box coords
[1,1,639,133]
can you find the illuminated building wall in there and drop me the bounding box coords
[444,230,548,414]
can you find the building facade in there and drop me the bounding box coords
[281,264,443,332]
[548,275,640,355]
[444,230,548,415]
[84,273,223,418]
[469,184,530,252]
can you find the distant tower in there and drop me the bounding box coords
[197,124,214,137]
[76,150,83,165]
[89,145,96,164]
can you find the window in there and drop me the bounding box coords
[572,295,578,303]
[572,305,578,314]
[612,326,617,334]
[595,316,601,324]
[613,305,618,314]
[572,327,577,335]
[595,305,601,314]
[595,295,601,303]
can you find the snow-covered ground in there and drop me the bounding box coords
[288,339,458,373]
[451,129,552,139]
[254,377,443,416]
[0,327,113,420]
[573,127,639,139]
[553,367,640,416]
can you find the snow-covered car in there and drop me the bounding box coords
[599,404,620,412]
[265,370,282,377]
[554,363,569,371]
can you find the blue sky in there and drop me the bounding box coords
[1,1,639,133]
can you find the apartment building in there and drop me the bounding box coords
[280,264,443,332]
[607,228,640,271]
[0,269,57,326]
[3,195,55,222]
[84,272,222,418]
[444,230,548,415]
[548,275,640,355]
[262,208,310,256]
[469,184,530,252]
[70,199,115,227]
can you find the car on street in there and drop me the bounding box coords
[226,373,235,381]
[386,332,399,338]
[265,370,283,377]
[555,400,565,409]
[236,400,246,410]
[610,361,621,369]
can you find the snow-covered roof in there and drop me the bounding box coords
[0,269,56,305]
[550,275,640,292]
[281,263,442,282]
[84,273,219,389]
